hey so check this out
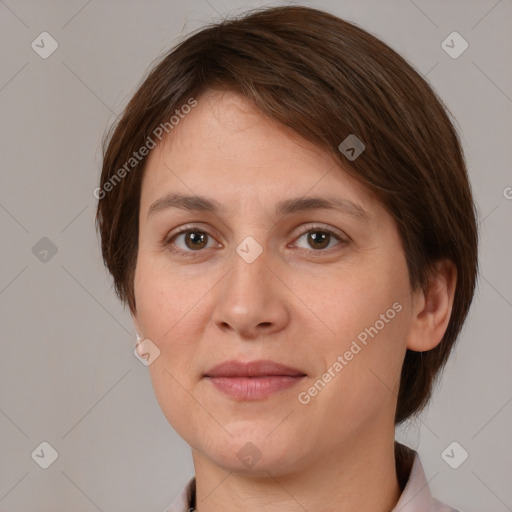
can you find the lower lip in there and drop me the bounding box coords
[206,375,305,400]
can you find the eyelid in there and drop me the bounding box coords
[291,223,350,243]
[163,223,217,244]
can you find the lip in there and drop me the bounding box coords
[204,360,307,400]
[205,359,306,378]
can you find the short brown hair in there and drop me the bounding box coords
[96,5,478,424]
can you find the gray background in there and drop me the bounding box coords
[0,0,511,511]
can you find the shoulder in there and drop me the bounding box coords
[163,476,195,512]
[393,443,461,512]
[432,497,461,511]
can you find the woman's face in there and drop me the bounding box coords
[133,89,416,475]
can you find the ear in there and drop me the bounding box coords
[406,260,457,352]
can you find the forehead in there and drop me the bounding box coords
[140,89,377,217]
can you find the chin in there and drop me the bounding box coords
[199,431,308,477]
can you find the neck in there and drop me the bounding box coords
[191,424,401,512]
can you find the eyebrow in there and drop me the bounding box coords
[147,192,370,221]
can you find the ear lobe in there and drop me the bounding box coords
[131,315,142,340]
[406,260,457,352]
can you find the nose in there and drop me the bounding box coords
[211,242,290,340]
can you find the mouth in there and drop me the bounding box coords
[204,359,307,400]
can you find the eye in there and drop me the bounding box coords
[163,224,348,258]
[164,226,220,256]
[292,226,347,252]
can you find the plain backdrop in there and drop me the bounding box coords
[0,0,511,511]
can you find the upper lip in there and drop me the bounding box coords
[204,359,306,378]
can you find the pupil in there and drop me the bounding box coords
[187,232,206,249]
[309,231,329,249]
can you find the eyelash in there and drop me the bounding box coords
[162,224,349,258]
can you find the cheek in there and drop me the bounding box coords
[304,310,408,436]
[304,261,408,346]
[301,260,410,411]
[133,254,204,396]
[133,252,204,339]
[134,256,209,442]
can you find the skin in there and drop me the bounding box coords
[132,89,456,512]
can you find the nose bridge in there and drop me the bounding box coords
[227,235,272,306]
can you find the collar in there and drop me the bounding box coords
[164,444,458,512]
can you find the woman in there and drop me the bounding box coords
[96,6,478,511]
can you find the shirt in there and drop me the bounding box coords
[163,444,459,512]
